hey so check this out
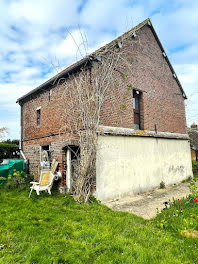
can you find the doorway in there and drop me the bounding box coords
[62,145,80,192]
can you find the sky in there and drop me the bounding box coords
[0,0,198,139]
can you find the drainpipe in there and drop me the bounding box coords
[20,149,28,163]
[19,103,28,164]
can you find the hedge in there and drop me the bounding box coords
[0,143,19,162]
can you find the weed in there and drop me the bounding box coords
[159,181,165,189]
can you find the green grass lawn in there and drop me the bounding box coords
[0,188,198,264]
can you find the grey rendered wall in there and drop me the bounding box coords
[96,135,192,202]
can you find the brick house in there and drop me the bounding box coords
[17,19,192,201]
[189,123,198,161]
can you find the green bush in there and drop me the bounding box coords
[5,169,33,190]
[0,142,19,162]
[192,160,198,176]
[192,160,198,170]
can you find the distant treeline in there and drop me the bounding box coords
[0,139,20,162]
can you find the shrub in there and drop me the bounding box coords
[192,160,198,176]
[192,160,198,169]
[0,177,6,181]
[5,169,33,190]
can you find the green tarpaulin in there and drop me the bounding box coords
[0,160,26,185]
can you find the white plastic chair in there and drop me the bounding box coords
[29,169,55,198]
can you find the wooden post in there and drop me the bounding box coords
[66,148,71,192]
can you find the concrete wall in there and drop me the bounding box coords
[96,135,193,202]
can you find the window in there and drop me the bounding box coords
[133,90,141,130]
[40,145,50,160]
[36,108,41,127]
[40,145,51,168]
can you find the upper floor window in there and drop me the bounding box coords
[36,108,41,127]
[133,90,142,130]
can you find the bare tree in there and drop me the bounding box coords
[0,127,9,141]
[53,30,137,203]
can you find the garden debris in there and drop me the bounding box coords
[181,230,198,239]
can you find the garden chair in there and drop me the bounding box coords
[29,169,56,197]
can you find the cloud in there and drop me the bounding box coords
[0,0,198,138]
[80,0,146,35]
[171,43,198,65]
[9,0,83,29]
[151,1,198,50]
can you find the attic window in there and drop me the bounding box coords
[36,108,41,127]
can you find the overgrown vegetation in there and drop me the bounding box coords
[0,186,198,263]
[192,160,198,177]
[5,170,33,190]
[0,169,33,189]
[153,179,198,237]
[56,29,143,203]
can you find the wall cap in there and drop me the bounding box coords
[97,126,189,140]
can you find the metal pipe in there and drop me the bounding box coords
[20,149,28,163]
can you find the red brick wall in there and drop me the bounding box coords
[99,25,187,133]
[23,134,79,180]
[21,24,187,177]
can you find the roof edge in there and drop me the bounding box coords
[17,18,187,104]
[16,57,91,103]
[147,19,187,99]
